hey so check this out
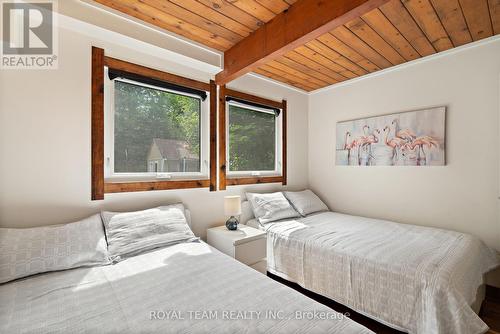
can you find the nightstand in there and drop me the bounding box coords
[207,225,267,274]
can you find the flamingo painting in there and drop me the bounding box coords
[336,107,445,166]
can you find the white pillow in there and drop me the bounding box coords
[185,209,192,228]
[245,218,261,229]
[284,189,329,216]
[246,192,300,224]
[0,214,111,284]
[240,201,255,225]
[101,204,198,261]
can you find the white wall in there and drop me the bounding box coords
[0,14,309,240]
[308,38,500,284]
[1,3,498,285]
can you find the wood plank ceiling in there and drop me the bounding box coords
[95,0,500,92]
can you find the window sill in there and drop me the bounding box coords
[226,176,283,186]
[105,174,208,182]
[104,179,210,193]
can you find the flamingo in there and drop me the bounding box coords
[356,126,378,147]
[365,126,378,145]
[357,125,377,165]
[383,126,406,148]
[363,125,370,137]
[367,129,381,165]
[383,126,406,163]
[402,136,438,166]
[392,119,416,142]
[400,144,419,165]
[343,131,358,164]
[343,131,358,150]
[343,131,351,149]
[354,125,370,146]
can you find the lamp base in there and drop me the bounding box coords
[225,216,239,230]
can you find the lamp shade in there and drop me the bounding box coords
[224,196,241,216]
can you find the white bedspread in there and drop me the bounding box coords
[0,241,372,334]
[262,212,499,334]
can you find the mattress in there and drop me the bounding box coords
[261,212,499,334]
[0,241,372,334]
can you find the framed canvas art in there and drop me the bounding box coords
[336,107,445,166]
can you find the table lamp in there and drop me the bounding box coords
[224,196,241,230]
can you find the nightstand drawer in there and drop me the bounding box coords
[234,237,266,265]
[250,260,267,274]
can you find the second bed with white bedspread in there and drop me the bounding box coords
[249,211,499,334]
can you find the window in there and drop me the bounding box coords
[227,101,280,175]
[91,48,216,199]
[219,87,287,189]
[105,74,209,182]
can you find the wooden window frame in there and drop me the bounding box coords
[91,47,105,200]
[219,87,287,190]
[91,47,217,199]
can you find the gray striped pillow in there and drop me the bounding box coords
[101,204,198,261]
[0,214,111,284]
[283,190,328,216]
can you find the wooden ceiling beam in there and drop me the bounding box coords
[215,0,390,85]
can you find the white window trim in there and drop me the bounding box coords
[104,68,210,182]
[226,100,282,178]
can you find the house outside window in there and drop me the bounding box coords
[147,138,199,173]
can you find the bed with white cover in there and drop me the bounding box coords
[243,191,500,334]
[0,205,372,334]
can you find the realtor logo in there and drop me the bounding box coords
[1,1,58,69]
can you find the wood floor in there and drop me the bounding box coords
[482,286,500,334]
[267,272,500,334]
